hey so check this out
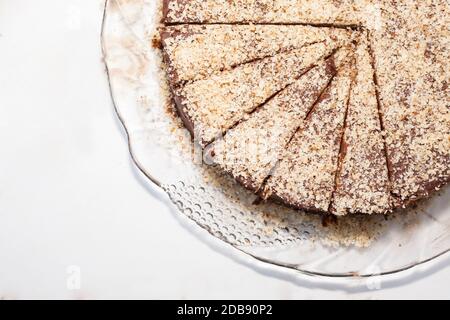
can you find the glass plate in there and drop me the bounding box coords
[101,0,450,280]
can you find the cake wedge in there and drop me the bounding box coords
[330,36,392,215]
[160,24,353,84]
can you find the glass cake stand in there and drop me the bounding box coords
[101,0,450,283]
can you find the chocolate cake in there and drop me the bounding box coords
[159,0,450,215]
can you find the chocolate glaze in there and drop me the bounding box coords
[170,88,195,139]
[162,0,170,22]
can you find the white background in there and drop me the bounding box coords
[0,0,449,299]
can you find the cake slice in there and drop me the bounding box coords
[330,36,392,215]
[172,42,341,147]
[163,0,363,25]
[160,24,353,83]
[261,53,355,212]
[207,53,342,191]
[370,4,450,205]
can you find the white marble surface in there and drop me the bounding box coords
[0,0,449,299]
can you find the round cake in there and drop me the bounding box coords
[159,0,449,215]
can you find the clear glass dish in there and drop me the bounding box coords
[101,0,450,280]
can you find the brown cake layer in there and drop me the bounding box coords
[170,41,344,147]
[160,24,353,84]
[163,0,363,25]
[207,53,342,192]
[262,51,355,213]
